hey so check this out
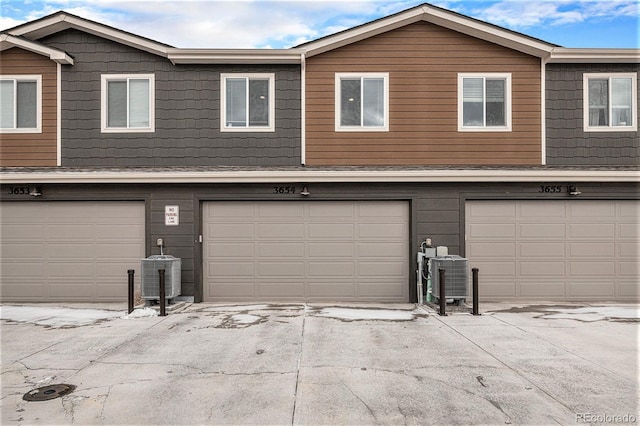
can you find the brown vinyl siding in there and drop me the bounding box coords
[0,48,58,167]
[305,22,542,166]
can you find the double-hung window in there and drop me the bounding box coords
[458,73,511,131]
[221,74,275,132]
[583,73,637,132]
[336,73,389,131]
[101,74,154,132]
[0,75,41,133]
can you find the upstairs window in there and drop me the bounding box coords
[101,74,154,133]
[221,74,275,132]
[0,75,41,133]
[584,73,637,132]
[458,73,512,132]
[335,73,389,131]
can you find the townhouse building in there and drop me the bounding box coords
[1,4,638,303]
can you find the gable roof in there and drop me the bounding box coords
[4,11,174,58]
[297,3,558,58]
[0,33,74,64]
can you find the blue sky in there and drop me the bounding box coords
[1,1,638,49]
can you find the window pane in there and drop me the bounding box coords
[128,79,149,128]
[611,78,632,126]
[363,78,384,127]
[463,78,483,126]
[0,80,15,129]
[588,79,608,127]
[486,79,505,126]
[16,81,37,128]
[226,78,246,127]
[248,79,269,127]
[341,79,361,126]
[107,81,127,127]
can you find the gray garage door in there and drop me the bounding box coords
[203,201,409,302]
[465,200,639,301]
[0,202,145,302]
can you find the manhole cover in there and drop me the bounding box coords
[23,384,76,402]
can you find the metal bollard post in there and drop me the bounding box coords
[159,268,167,316]
[127,269,135,314]
[472,268,480,316]
[438,268,447,316]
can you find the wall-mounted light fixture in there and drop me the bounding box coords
[568,184,582,196]
[29,187,42,197]
[300,184,310,196]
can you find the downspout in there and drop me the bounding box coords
[301,52,306,165]
[541,56,547,166]
[57,62,62,166]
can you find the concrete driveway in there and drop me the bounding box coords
[1,302,638,425]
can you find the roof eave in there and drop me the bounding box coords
[549,48,640,63]
[1,169,637,184]
[302,5,554,58]
[167,48,304,64]
[0,33,74,64]
[8,13,170,58]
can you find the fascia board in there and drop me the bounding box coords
[549,48,640,63]
[167,48,304,64]
[0,34,74,64]
[302,5,553,58]
[1,169,637,184]
[10,13,170,58]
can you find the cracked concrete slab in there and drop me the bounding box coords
[1,302,638,425]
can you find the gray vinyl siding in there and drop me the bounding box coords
[42,29,301,167]
[3,181,637,302]
[546,63,640,166]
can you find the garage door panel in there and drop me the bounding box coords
[308,282,355,298]
[308,203,354,218]
[0,283,45,300]
[569,281,615,297]
[569,261,615,277]
[47,283,96,299]
[48,224,94,240]
[2,243,46,258]
[568,202,615,218]
[569,223,615,239]
[259,223,305,239]
[520,261,564,277]
[567,242,615,257]
[2,224,46,240]
[519,282,566,298]
[259,242,305,257]
[208,223,254,238]
[1,262,45,278]
[308,261,355,277]
[258,282,305,298]
[619,223,640,239]
[359,282,406,297]
[466,200,639,302]
[209,282,255,298]
[468,223,515,238]
[619,282,640,297]
[204,201,409,302]
[519,223,565,239]
[309,242,354,257]
[358,223,406,239]
[519,242,564,257]
[357,242,405,257]
[468,201,516,220]
[258,261,305,277]
[308,223,354,239]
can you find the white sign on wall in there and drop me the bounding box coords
[165,205,179,226]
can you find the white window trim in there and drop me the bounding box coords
[335,72,389,132]
[583,72,637,132]
[101,74,155,133]
[221,73,275,132]
[458,73,512,132]
[0,75,42,134]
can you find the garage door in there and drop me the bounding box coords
[0,202,145,302]
[465,200,639,301]
[203,201,409,302]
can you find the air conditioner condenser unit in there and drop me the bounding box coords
[141,255,181,300]
[430,255,468,304]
